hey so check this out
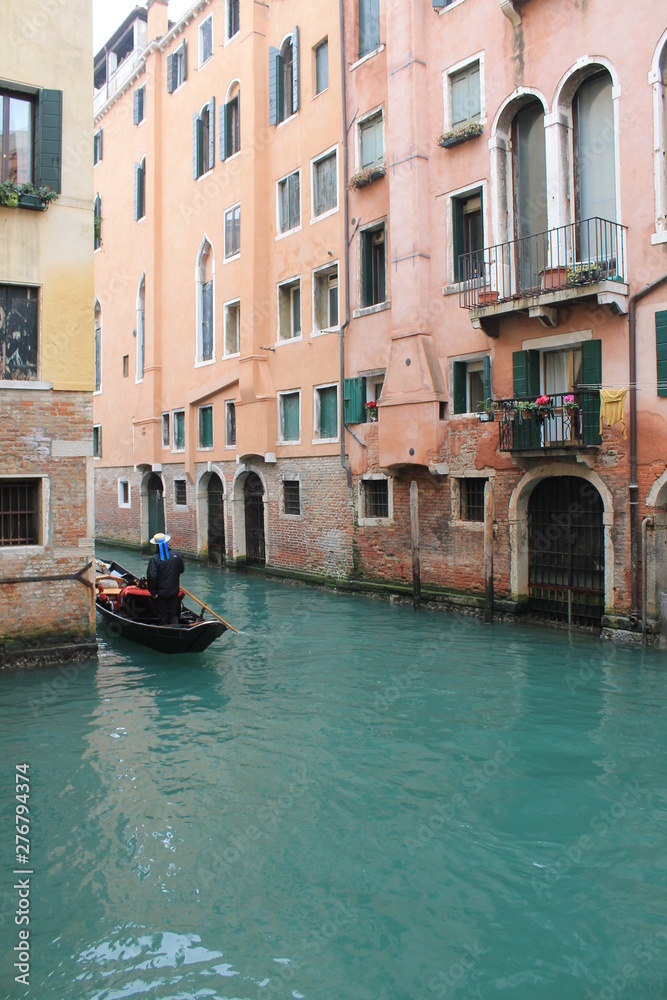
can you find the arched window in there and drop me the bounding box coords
[196,238,215,364]
[136,274,145,382]
[512,99,547,292]
[573,71,616,227]
[94,299,102,393]
[269,30,299,126]
[221,81,240,160]
[650,33,667,242]
[193,99,215,179]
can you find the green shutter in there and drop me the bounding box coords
[283,393,300,441]
[453,197,465,282]
[656,311,667,397]
[199,407,213,449]
[167,53,175,93]
[512,350,540,398]
[193,113,203,179]
[133,89,140,125]
[581,339,602,445]
[134,162,140,220]
[320,386,338,438]
[219,102,227,160]
[483,355,492,405]
[208,97,216,171]
[292,26,300,114]
[453,361,467,414]
[362,232,373,307]
[269,47,279,125]
[344,377,365,424]
[359,0,380,58]
[37,89,62,193]
[182,40,187,81]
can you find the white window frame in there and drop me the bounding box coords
[199,15,213,68]
[225,0,240,43]
[118,479,131,508]
[277,389,301,445]
[445,180,488,289]
[281,474,302,518]
[135,84,146,126]
[195,237,216,367]
[225,400,236,448]
[0,476,48,553]
[312,261,339,336]
[442,52,485,132]
[358,473,393,527]
[276,168,301,239]
[224,203,241,261]
[650,33,667,244]
[355,219,388,315]
[224,298,241,357]
[313,382,339,444]
[93,424,102,460]
[136,273,145,384]
[356,106,385,172]
[173,42,186,90]
[363,370,385,403]
[162,412,170,448]
[94,301,102,395]
[435,0,468,16]
[172,409,185,453]
[174,478,188,510]
[314,38,329,97]
[93,128,102,165]
[310,144,339,223]
[450,471,493,529]
[198,404,214,451]
[277,277,302,344]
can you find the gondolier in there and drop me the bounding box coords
[147,532,185,626]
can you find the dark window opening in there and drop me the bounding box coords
[364,479,389,518]
[174,479,187,505]
[361,225,386,307]
[283,480,301,515]
[460,478,486,522]
[0,284,38,381]
[0,480,40,546]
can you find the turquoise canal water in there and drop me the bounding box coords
[1,550,667,999]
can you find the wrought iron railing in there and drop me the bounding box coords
[495,391,601,451]
[459,218,627,310]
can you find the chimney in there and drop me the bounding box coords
[146,0,169,42]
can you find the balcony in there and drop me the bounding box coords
[459,218,628,334]
[94,49,145,116]
[495,392,601,452]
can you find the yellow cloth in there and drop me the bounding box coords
[599,388,627,439]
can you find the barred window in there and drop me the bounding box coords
[460,478,486,522]
[283,480,301,515]
[174,479,187,506]
[0,480,40,546]
[364,479,388,518]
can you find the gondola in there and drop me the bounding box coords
[95,559,228,654]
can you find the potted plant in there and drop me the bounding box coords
[539,265,568,291]
[563,394,579,413]
[436,121,484,149]
[567,263,601,286]
[365,400,379,422]
[477,399,495,422]
[515,400,538,420]
[348,163,386,190]
[535,394,553,421]
[0,180,19,207]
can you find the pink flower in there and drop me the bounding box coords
[563,394,575,405]
[535,395,550,407]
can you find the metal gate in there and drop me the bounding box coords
[244,473,265,566]
[528,476,604,626]
[208,474,225,565]
[147,473,165,540]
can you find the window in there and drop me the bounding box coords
[196,239,214,363]
[173,410,185,452]
[0,480,40,546]
[315,39,328,95]
[278,278,301,341]
[226,401,236,446]
[94,193,102,250]
[224,299,240,356]
[459,478,486,523]
[93,128,103,166]
[133,85,145,125]
[93,426,102,459]
[162,412,170,447]
[277,170,300,235]
[1,87,61,191]
[220,87,240,159]
[224,204,241,258]
[174,479,187,506]
[313,263,339,333]
[269,28,300,126]
[360,224,386,308]
[199,16,213,67]
[452,356,491,414]
[283,479,301,515]
[449,62,481,128]
[359,111,383,170]
[167,42,187,93]
[193,99,216,179]
[312,147,338,218]
[134,157,145,220]
[452,189,483,283]
[227,0,240,40]
[123,355,129,378]
[278,391,300,442]
[658,311,667,397]
[315,384,338,441]
[363,479,389,518]
[358,0,380,59]
[136,275,145,382]
[0,285,38,381]
[118,480,131,508]
[94,300,102,393]
[573,70,616,254]
[652,42,667,241]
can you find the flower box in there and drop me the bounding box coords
[348,164,386,190]
[436,122,484,149]
[477,289,499,305]
[18,193,45,211]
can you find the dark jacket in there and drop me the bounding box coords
[147,550,185,598]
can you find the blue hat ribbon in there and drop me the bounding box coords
[159,541,170,561]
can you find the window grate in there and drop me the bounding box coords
[174,480,187,506]
[283,480,301,515]
[0,481,39,546]
[461,478,486,522]
[365,480,389,518]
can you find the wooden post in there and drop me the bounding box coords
[410,481,421,609]
[484,479,494,624]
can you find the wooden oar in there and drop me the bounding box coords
[180,587,240,634]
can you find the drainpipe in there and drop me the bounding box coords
[629,273,667,624]
[338,0,352,488]
[642,515,654,644]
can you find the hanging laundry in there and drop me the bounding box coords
[599,388,627,439]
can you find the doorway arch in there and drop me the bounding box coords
[145,472,165,541]
[243,472,266,565]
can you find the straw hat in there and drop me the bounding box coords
[150,532,172,545]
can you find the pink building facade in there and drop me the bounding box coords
[94,0,667,634]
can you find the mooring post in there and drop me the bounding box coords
[410,481,421,609]
[484,479,494,624]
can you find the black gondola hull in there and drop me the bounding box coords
[96,600,226,654]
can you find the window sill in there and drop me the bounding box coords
[197,447,214,453]
[0,380,53,390]
[173,503,188,511]
[313,88,329,99]
[223,351,240,360]
[312,437,339,445]
[311,326,340,338]
[311,205,339,225]
[197,169,215,183]
[353,301,391,319]
[436,0,467,13]
[171,449,185,455]
[198,55,213,71]
[276,224,302,242]
[225,444,236,450]
[358,516,392,527]
[195,357,216,369]
[443,283,464,296]
[651,231,667,246]
[224,252,240,264]
[276,335,303,347]
[225,30,240,44]
[349,45,385,71]
[94,456,102,461]
[0,545,45,556]
[118,503,132,510]
[278,439,301,447]
[277,112,298,130]
[452,520,485,531]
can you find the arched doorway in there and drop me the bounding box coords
[208,473,225,565]
[528,476,604,625]
[146,473,165,540]
[244,472,265,566]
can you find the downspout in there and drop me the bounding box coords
[628,273,667,623]
[338,0,353,488]
[642,515,654,644]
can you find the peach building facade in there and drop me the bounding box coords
[94,0,667,634]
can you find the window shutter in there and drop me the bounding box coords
[320,387,338,438]
[283,394,300,441]
[167,54,175,93]
[133,89,140,125]
[37,89,62,193]
[483,355,492,405]
[362,232,374,307]
[453,361,467,414]
[453,197,465,282]
[432,0,446,7]
[512,350,539,398]
[219,102,227,160]
[235,93,240,151]
[468,64,481,120]
[193,113,203,179]
[208,96,216,170]
[581,339,602,445]
[451,72,467,127]
[344,377,365,424]
[182,40,187,81]
[292,26,300,114]
[269,47,279,126]
[656,311,667,397]
[134,162,140,220]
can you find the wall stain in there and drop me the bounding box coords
[512,26,525,89]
